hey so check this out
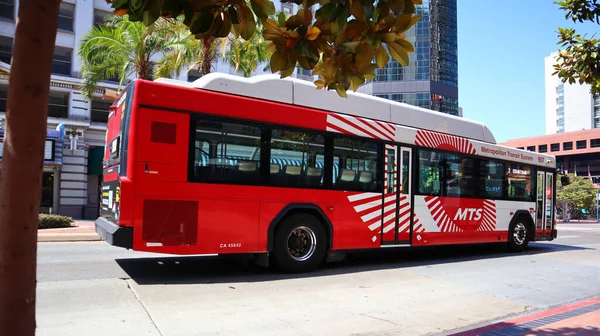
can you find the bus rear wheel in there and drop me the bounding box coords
[272,213,327,273]
[508,216,530,252]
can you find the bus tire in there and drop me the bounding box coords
[272,213,327,273]
[507,215,531,252]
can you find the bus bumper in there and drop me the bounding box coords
[95,217,133,249]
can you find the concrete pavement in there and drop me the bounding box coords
[34,223,600,336]
[450,296,600,335]
[37,220,100,242]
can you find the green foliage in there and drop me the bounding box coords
[553,0,600,95]
[104,0,422,97]
[38,214,74,230]
[222,12,277,77]
[78,15,198,100]
[556,173,597,216]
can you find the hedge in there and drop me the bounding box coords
[38,214,74,229]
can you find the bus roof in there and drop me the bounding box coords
[154,73,497,144]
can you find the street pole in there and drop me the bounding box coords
[596,190,599,223]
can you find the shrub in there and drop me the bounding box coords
[38,214,74,229]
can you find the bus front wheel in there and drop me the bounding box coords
[507,216,531,252]
[272,213,327,273]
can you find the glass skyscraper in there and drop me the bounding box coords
[358,0,459,116]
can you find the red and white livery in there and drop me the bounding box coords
[95,73,557,273]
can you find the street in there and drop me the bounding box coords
[36,223,600,336]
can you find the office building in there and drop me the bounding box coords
[357,0,459,116]
[500,129,600,187]
[0,0,305,219]
[544,51,600,134]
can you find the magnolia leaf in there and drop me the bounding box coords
[233,4,257,40]
[228,6,240,24]
[265,42,277,53]
[375,45,389,68]
[143,0,161,26]
[270,49,288,72]
[356,43,375,69]
[350,76,364,92]
[280,65,295,78]
[250,0,275,19]
[396,38,414,52]
[314,79,325,89]
[306,27,321,40]
[278,11,287,25]
[387,41,410,66]
[335,85,348,98]
[217,11,232,37]
[381,32,396,43]
[341,41,361,51]
[114,8,129,16]
[191,11,215,35]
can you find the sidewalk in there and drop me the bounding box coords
[449,296,600,335]
[37,220,101,242]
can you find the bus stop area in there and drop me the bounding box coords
[450,296,600,335]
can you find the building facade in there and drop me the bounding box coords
[500,129,600,187]
[544,51,600,134]
[0,0,309,219]
[357,0,459,116]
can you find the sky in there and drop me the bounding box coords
[456,0,599,143]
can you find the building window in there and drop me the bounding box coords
[0,0,14,20]
[271,129,325,188]
[563,141,573,150]
[0,35,12,64]
[91,99,111,123]
[538,144,547,153]
[591,138,600,148]
[187,69,201,82]
[58,2,75,32]
[191,119,262,185]
[94,9,111,27]
[576,140,587,149]
[281,3,293,15]
[527,146,535,151]
[52,46,72,76]
[47,91,69,119]
[550,143,560,152]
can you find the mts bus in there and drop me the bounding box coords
[95,73,557,273]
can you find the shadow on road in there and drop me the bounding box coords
[115,240,591,286]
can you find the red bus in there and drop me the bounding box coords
[95,73,558,273]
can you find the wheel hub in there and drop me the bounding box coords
[513,222,527,245]
[287,226,317,262]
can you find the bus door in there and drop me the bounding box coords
[536,171,555,233]
[381,144,412,245]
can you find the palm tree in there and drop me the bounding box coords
[78,15,194,100]
[221,13,282,77]
[152,17,223,79]
[222,32,271,77]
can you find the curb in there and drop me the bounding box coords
[38,233,101,242]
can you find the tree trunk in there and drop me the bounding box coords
[200,37,215,76]
[0,1,61,335]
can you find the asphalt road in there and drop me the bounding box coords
[36,223,600,336]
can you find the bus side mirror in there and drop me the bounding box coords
[560,175,570,186]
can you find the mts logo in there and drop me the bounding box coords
[454,208,483,221]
